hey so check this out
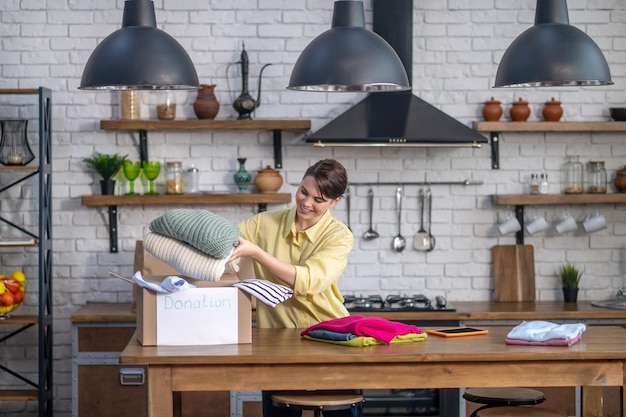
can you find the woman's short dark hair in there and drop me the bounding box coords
[303,159,348,200]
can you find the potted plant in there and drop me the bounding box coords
[84,152,127,195]
[559,262,582,302]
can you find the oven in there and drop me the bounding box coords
[344,294,460,417]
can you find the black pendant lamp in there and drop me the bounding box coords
[79,0,199,90]
[288,1,410,92]
[495,0,612,87]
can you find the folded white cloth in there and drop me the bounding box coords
[144,232,240,281]
[233,279,293,307]
[132,271,196,294]
[506,320,586,342]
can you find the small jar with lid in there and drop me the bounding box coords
[165,161,184,194]
[186,164,200,194]
[562,156,583,194]
[586,161,607,194]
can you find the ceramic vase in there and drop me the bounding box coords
[193,84,220,120]
[482,97,503,121]
[614,166,626,193]
[510,98,531,122]
[542,97,563,122]
[563,288,579,303]
[254,165,283,193]
[233,158,252,193]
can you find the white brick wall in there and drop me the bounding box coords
[0,1,625,416]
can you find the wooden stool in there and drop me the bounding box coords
[464,388,546,417]
[271,391,364,417]
[476,406,566,417]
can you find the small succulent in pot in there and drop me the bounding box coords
[559,262,582,289]
[84,152,128,181]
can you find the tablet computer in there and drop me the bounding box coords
[427,327,489,337]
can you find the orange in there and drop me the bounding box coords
[12,290,23,304]
[3,279,20,294]
[1,291,14,306]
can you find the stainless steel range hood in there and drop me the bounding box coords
[306,0,487,148]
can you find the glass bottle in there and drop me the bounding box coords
[563,156,583,194]
[165,161,184,194]
[539,173,549,195]
[186,164,200,194]
[586,161,607,194]
[529,173,539,195]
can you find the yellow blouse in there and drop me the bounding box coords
[238,206,353,329]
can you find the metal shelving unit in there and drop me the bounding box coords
[0,87,53,417]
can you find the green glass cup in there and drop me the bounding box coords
[122,160,141,195]
[142,161,161,195]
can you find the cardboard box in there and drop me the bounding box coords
[133,240,255,346]
[136,276,252,346]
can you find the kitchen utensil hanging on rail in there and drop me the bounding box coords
[426,188,436,251]
[413,189,430,251]
[391,187,406,253]
[363,188,379,240]
[345,186,351,231]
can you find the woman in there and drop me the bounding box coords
[230,159,357,417]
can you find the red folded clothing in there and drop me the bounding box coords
[301,315,422,345]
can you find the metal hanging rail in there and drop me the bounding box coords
[348,179,483,187]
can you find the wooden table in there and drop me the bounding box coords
[120,325,626,417]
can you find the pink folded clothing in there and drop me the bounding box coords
[505,334,582,346]
[301,315,422,345]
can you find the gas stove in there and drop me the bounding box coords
[344,294,456,312]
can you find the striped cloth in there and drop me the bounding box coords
[233,279,293,307]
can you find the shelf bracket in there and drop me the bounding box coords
[109,205,118,253]
[515,204,524,244]
[258,203,267,213]
[139,130,148,166]
[490,132,500,170]
[272,130,283,169]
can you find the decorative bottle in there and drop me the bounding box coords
[529,173,539,195]
[586,161,607,194]
[539,173,549,195]
[193,84,220,120]
[233,158,252,193]
[563,156,583,194]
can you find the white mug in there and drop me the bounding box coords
[583,212,607,233]
[555,215,578,234]
[498,214,522,235]
[525,215,549,235]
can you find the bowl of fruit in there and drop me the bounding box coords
[0,270,26,318]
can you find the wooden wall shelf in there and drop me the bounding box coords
[81,193,291,207]
[493,193,626,206]
[81,193,291,253]
[100,119,311,131]
[492,193,626,244]
[100,118,311,169]
[474,121,626,169]
[475,121,626,133]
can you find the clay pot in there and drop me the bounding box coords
[614,166,626,193]
[193,84,220,120]
[254,166,283,193]
[542,97,563,122]
[510,98,531,122]
[482,97,503,122]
